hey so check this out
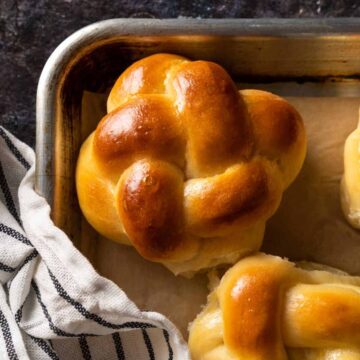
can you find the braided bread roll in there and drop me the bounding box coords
[341,109,360,228]
[76,54,306,275]
[189,253,360,360]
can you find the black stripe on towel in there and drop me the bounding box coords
[14,306,23,324]
[12,251,39,323]
[0,309,18,360]
[112,333,125,360]
[0,128,31,170]
[30,336,59,360]
[142,329,155,360]
[0,162,21,225]
[47,268,156,330]
[163,329,173,360]
[79,336,92,360]
[17,249,38,273]
[0,249,37,275]
[0,223,32,246]
[7,249,38,294]
[0,261,16,272]
[47,267,175,356]
[31,281,96,337]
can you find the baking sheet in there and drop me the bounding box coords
[79,85,360,337]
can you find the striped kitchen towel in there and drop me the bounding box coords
[0,126,190,360]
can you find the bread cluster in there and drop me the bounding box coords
[189,253,360,360]
[76,54,306,275]
[75,53,360,358]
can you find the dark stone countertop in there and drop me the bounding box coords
[1,0,360,147]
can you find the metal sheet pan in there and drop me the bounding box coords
[35,19,360,334]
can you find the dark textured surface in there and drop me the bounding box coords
[1,0,360,147]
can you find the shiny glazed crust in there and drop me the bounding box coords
[189,253,360,360]
[341,112,360,229]
[76,54,306,275]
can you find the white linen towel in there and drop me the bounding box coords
[0,126,190,360]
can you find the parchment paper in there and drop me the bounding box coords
[79,87,360,337]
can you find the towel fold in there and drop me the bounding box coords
[0,127,189,360]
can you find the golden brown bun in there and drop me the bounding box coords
[76,54,306,275]
[341,109,360,229]
[189,253,360,360]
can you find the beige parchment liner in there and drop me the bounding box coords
[79,89,360,337]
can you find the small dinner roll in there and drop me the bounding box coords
[189,253,360,360]
[341,109,360,229]
[76,54,306,275]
